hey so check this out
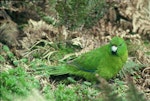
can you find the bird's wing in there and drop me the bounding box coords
[68,45,107,73]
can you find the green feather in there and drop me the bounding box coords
[49,36,128,81]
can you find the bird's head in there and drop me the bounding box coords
[109,36,127,56]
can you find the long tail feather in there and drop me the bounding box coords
[35,65,69,76]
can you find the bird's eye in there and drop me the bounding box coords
[119,43,122,46]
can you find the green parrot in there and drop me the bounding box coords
[49,36,128,81]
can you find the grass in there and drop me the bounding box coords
[0,44,148,101]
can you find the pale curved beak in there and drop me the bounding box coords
[111,46,118,52]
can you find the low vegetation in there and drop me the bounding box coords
[0,0,150,101]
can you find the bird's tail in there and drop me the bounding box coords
[34,64,69,76]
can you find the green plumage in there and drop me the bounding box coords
[49,36,128,81]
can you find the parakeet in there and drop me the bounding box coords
[49,36,128,81]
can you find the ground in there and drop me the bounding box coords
[0,0,150,101]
